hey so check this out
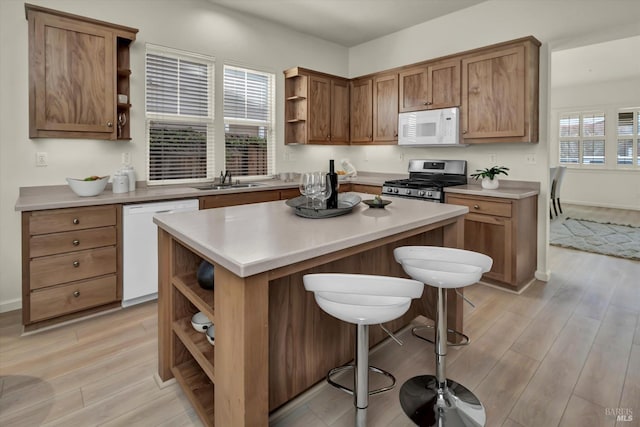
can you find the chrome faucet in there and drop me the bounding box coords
[220,170,232,185]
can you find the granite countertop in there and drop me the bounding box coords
[445,180,540,200]
[153,193,468,277]
[15,172,408,211]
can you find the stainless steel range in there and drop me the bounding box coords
[382,159,467,203]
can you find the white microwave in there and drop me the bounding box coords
[398,107,463,146]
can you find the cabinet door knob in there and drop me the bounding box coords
[73,260,80,267]
[425,101,433,105]
[107,122,113,128]
[72,239,80,246]
[73,218,80,225]
[73,290,80,298]
[473,204,480,209]
[463,130,468,134]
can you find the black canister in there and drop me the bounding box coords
[197,260,214,290]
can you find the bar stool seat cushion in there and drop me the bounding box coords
[400,259,483,289]
[304,273,424,325]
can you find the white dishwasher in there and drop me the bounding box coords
[122,199,199,307]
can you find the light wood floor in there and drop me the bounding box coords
[553,203,640,227]
[1,209,639,426]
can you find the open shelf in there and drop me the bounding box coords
[286,119,305,123]
[172,273,214,322]
[173,316,215,382]
[286,95,306,101]
[172,358,215,427]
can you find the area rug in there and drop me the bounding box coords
[550,218,640,260]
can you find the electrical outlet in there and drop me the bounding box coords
[288,149,296,161]
[36,152,48,167]
[122,152,131,165]
[399,152,405,161]
[526,153,536,164]
[488,154,497,164]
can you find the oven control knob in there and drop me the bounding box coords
[405,189,411,195]
[387,188,393,193]
[427,191,432,197]
[393,188,399,193]
[418,190,426,196]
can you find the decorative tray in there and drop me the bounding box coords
[285,193,362,219]
[362,199,392,208]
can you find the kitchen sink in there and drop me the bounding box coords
[191,182,266,190]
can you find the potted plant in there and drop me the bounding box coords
[470,166,509,190]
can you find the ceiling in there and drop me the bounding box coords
[207,0,487,47]
[551,35,640,88]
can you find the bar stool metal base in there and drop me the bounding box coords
[400,375,486,427]
[327,364,396,396]
[412,325,470,347]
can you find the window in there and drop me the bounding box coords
[145,45,214,184]
[559,112,606,165]
[617,109,640,166]
[223,65,275,178]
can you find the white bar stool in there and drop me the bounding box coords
[394,246,492,427]
[303,273,424,413]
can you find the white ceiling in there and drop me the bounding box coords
[551,35,640,88]
[207,0,487,47]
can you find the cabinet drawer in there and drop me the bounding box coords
[447,196,512,217]
[30,275,117,322]
[30,246,117,290]
[29,205,116,235]
[30,226,116,258]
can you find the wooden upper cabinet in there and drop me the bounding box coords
[284,68,349,145]
[350,78,373,143]
[308,75,331,143]
[330,79,350,144]
[399,60,460,112]
[284,36,539,146]
[461,37,539,143]
[372,73,398,143]
[26,4,137,140]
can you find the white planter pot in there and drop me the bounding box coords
[481,177,499,189]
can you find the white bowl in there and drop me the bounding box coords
[206,325,215,345]
[66,176,109,197]
[191,311,212,333]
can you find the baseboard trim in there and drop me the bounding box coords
[564,200,640,211]
[535,270,551,282]
[0,298,21,313]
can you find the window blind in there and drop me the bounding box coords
[559,112,605,165]
[223,65,275,177]
[145,46,214,184]
[617,110,640,166]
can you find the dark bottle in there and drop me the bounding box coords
[327,159,338,209]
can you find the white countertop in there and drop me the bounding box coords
[445,182,539,199]
[14,172,404,211]
[153,193,468,278]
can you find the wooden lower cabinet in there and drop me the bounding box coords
[199,189,297,210]
[22,205,122,329]
[350,183,381,195]
[445,193,537,291]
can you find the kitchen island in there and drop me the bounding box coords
[153,194,468,426]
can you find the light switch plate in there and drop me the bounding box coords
[36,152,48,167]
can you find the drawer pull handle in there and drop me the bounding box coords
[72,239,80,246]
[73,218,80,225]
[73,291,80,298]
[473,204,480,209]
[73,261,80,268]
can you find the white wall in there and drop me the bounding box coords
[551,76,640,210]
[0,0,349,311]
[2,0,640,310]
[345,0,640,284]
